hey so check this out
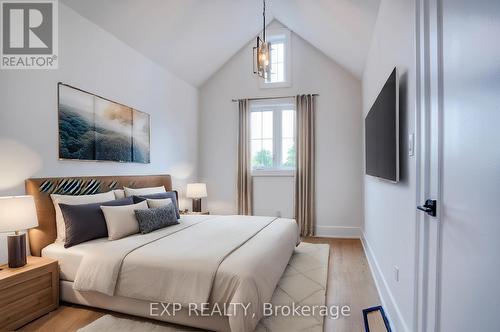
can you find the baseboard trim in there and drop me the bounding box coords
[315,226,361,238]
[361,233,410,332]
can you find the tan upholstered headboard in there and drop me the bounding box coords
[25,174,173,256]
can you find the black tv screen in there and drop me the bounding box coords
[365,67,399,182]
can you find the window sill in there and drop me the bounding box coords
[259,81,292,89]
[252,170,295,177]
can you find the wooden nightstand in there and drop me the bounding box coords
[0,256,59,331]
[180,210,210,215]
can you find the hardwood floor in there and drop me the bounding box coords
[304,238,381,332]
[18,305,105,332]
[19,238,380,332]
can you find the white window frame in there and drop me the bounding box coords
[250,98,296,177]
[260,28,292,89]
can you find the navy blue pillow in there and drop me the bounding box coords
[132,191,180,219]
[59,197,134,248]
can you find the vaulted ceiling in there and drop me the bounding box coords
[61,0,380,87]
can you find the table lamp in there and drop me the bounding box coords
[186,183,207,213]
[0,196,39,268]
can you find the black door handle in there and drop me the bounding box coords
[417,199,437,217]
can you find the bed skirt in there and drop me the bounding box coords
[61,280,230,332]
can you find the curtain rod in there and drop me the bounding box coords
[231,94,319,102]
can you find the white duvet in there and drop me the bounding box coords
[73,215,299,332]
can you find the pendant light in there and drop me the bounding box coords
[253,0,271,79]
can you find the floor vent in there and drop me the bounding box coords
[363,306,392,332]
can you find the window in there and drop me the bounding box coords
[250,99,296,175]
[261,28,291,88]
[267,41,285,84]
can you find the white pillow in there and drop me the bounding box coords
[101,201,148,240]
[113,189,125,199]
[51,191,115,242]
[147,198,172,209]
[124,186,166,197]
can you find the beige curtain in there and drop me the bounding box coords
[237,99,252,215]
[295,94,316,236]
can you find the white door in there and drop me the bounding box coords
[417,0,500,331]
[439,0,500,331]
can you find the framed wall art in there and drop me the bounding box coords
[58,83,150,163]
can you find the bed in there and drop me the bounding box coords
[26,175,299,332]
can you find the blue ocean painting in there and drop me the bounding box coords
[58,84,150,163]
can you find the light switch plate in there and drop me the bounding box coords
[408,133,415,156]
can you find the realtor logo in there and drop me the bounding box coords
[1,0,58,69]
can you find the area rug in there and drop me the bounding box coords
[78,242,329,332]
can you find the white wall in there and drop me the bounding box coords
[361,0,416,331]
[199,21,363,237]
[0,4,199,264]
[253,176,294,218]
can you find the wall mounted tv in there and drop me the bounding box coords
[365,67,399,182]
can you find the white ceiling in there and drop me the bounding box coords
[61,0,380,87]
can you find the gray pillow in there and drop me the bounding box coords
[134,203,179,234]
[132,191,180,219]
[59,197,134,248]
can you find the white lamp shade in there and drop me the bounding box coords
[186,183,208,199]
[0,196,39,232]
